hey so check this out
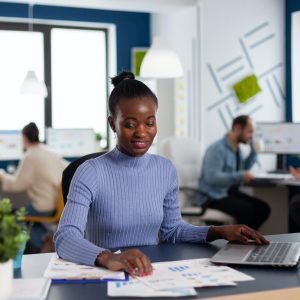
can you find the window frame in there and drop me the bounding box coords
[0,18,111,148]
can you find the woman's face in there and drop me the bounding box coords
[108,96,157,157]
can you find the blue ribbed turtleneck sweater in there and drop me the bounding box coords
[54,148,210,266]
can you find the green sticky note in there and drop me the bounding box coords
[131,48,148,76]
[233,74,261,103]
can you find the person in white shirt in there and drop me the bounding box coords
[0,122,68,252]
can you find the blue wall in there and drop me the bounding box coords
[285,0,300,122]
[285,0,300,167]
[0,2,150,72]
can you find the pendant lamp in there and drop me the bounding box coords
[20,70,48,97]
[140,36,183,79]
[20,3,48,97]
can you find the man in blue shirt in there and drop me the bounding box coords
[198,115,270,230]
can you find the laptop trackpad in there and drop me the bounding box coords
[211,243,255,263]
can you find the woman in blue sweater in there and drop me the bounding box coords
[54,71,268,276]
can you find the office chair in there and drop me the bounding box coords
[158,136,235,226]
[61,151,107,204]
[24,183,64,223]
[24,183,64,253]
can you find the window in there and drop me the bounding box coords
[0,21,109,147]
[51,28,107,144]
[0,30,45,138]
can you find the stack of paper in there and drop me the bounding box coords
[44,254,127,283]
[108,278,197,297]
[9,278,51,300]
[108,258,254,297]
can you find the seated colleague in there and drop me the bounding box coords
[198,115,270,230]
[289,166,300,232]
[0,122,68,252]
[54,72,268,276]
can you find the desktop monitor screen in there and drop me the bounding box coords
[0,130,23,160]
[46,128,96,158]
[254,123,300,154]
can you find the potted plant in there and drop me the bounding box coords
[95,132,107,151]
[0,198,28,299]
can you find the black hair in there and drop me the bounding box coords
[22,122,40,143]
[232,115,251,130]
[108,71,158,116]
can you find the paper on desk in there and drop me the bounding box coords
[44,253,126,281]
[108,258,254,297]
[192,258,255,282]
[137,258,253,290]
[9,278,51,300]
[107,277,197,297]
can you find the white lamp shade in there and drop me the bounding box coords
[20,70,48,97]
[140,36,183,79]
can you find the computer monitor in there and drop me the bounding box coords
[46,128,96,158]
[254,123,300,154]
[0,130,23,160]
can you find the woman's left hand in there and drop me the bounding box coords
[206,224,269,245]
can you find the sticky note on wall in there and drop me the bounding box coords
[131,48,148,76]
[233,74,261,104]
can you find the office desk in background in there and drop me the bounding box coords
[17,233,300,300]
[242,179,300,235]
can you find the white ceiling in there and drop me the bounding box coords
[3,0,198,13]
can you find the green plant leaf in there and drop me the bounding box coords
[0,198,29,263]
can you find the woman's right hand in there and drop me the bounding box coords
[96,248,153,276]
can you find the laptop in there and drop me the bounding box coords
[210,241,300,267]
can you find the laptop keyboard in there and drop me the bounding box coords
[246,242,292,264]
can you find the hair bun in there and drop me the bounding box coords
[111,71,135,87]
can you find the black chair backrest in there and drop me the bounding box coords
[62,151,107,204]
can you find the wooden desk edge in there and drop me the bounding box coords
[200,286,300,300]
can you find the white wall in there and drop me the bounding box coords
[292,11,300,122]
[152,6,201,141]
[152,0,285,169]
[202,0,284,145]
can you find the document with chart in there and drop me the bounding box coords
[107,278,197,297]
[137,258,253,289]
[108,258,254,297]
[44,253,126,282]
